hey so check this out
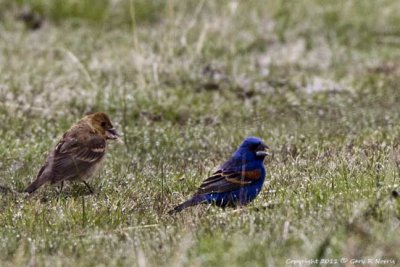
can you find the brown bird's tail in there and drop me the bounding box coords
[24,177,47,194]
[24,163,50,194]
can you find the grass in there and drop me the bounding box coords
[1,0,400,266]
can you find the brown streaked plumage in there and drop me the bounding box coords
[24,112,120,194]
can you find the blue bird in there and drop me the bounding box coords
[169,136,269,214]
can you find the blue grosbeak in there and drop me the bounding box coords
[169,136,269,214]
[24,112,120,194]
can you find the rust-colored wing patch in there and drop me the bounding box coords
[241,169,262,180]
[195,168,262,195]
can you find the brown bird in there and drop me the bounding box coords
[24,112,120,194]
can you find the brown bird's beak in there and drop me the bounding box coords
[105,128,120,140]
[256,144,270,157]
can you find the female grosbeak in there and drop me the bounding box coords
[24,112,120,194]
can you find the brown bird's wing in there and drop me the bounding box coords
[50,133,106,183]
[195,168,262,195]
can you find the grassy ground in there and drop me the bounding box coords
[1,0,400,266]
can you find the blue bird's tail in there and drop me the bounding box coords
[168,195,206,215]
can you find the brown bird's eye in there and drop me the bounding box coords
[101,122,106,128]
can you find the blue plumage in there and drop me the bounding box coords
[169,136,269,214]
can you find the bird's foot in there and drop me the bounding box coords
[82,181,94,195]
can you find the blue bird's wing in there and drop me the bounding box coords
[195,165,262,195]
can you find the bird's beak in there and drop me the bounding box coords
[106,128,120,140]
[256,144,270,157]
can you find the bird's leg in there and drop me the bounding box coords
[57,181,64,200]
[82,181,94,194]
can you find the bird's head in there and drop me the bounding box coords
[86,112,120,140]
[234,136,270,161]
